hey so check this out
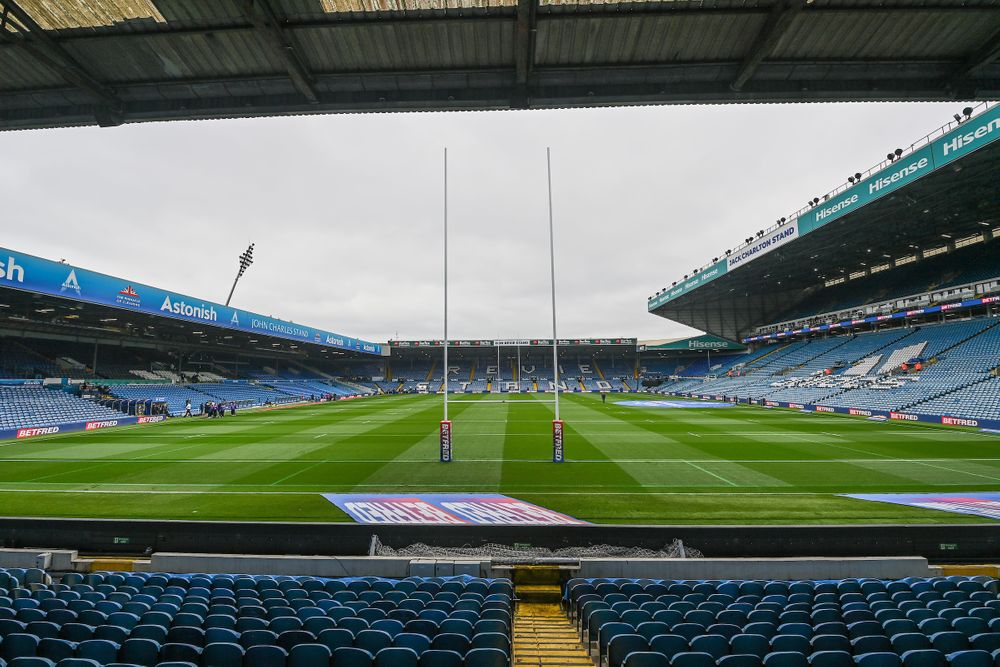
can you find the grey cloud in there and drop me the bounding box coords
[0,102,962,343]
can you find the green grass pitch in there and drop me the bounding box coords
[1,392,999,524]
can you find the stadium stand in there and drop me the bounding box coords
[0,385,129,430]
[771,241,1000,330]
[184,383,292,407]
[656,316,1000,421]
[565,575,1000,667]
[0,567,513,667]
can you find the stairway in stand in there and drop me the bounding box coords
[512,566,593,667]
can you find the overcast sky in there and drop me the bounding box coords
[0,102,965,343]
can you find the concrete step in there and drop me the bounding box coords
[515,601,593,667]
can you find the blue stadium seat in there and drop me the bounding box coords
[159,643,202,665]
[374,647,419,667]
[622,652,669,667]
[764,653,810,667]
[416,649,462,667]
[671,652,718,667]
[690,635,729,660]
[945,651,993,667]
[334,647,374,667]
[119,638,160,667]
[9,658,54,667]
[36,640,74,664]
[610,635,650,667]
[202,642,245,667]
[287,644,333,667]
[2,634,39,661]
[245,644,288,667]
[463,648,507,667]
[809,652,854,667]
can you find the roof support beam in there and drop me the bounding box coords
[0,0,123,126]
[731,0,806,92]
[512,0,538,109]
[243,0,320,104]
[949,25,1000,84]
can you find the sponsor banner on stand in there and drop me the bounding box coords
[727,221,799,270]
[321,493,588,525]
[137,415,167,424]
[85,420,120,431]
[16,426,60,439]
[745,294,1000,343]
[942,416,980,427]
[675,395,1000,430]
[842,492,1000,520]
[1,413,173,442]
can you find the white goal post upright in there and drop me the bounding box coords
[547,147,565,463]
[437,147,564,463]
[440,147,452,463]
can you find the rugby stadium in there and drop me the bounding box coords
[2,4,1000,667]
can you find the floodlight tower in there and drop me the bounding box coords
[225,243,255,306]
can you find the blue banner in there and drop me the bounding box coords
[842,493,1000,520]
[743,295,1000,343]
[0,247,381,355]
[649,259,728,309]
[322,493,587,525]
[0,414,166,442]
[670,392,1000,432]
[649,104,1000,311]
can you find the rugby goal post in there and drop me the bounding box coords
[439,147,565,463]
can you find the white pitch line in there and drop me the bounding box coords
[685,462,738,486]
[3,457,1000,464]
[270,460,330,486]
[313,434,328,439]
[687,432,702,438]
[0,489,836,496]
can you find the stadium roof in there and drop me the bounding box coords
[1,0,999,130]
[0,245,383,356]
[648,102,1000,341]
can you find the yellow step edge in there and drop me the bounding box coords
[937,564,1000,577]
[86,558,143,572]
[514,594,592,667]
